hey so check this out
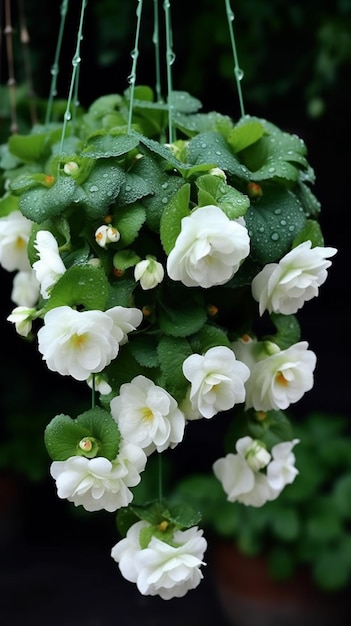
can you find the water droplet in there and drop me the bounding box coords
[161,182,168,189]
[235,67,244,81]
[72,56,81,67]
[130,48,139,60]
[280,219,287,226]
[268,167,275,173]
[258,226,265,233]
[167,51,176,66]
[64,111,72,121]
[228,9,235,21]
[162,197,168,204]
[201,143,207,149]
[215,150,222,156]
[271,232,279,241]
[107,191,113,197]
[90,185,99,192]
[103,173,109,179]
[288,225,295,232]
[274,208,281,215]
[125,185,132,192]
[127,74,135,85]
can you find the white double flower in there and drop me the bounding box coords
[167,205,250,288]
[38,304,143,381]
[252,240,337,315]
[50,442,147,512]
[213,436,299,507]
[111,520,207,599]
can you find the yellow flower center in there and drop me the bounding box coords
[276,371,288,386]
[142,407,153,421]
[71,332,87,348]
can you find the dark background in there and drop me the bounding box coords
[0,1,350,623]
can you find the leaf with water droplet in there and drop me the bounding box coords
[196,174,249,218]
[81,131,140,158]
[245,186,306,263]
[160,184,191,254]
[80,161,125,218]
[43,264,109,312]
[157,335,192,402]
[174,111,234,138]
[227,118,266,152]
[19,176,79,223]
[187,131,250,180]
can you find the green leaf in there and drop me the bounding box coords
[113,249,140,270]
[168,91,202,114]
[81,131,140,158]
[157,290,207,337]
[245,186,306,263]
[19,176,79,222]
[174,111,234,138]
[157,335,192,401]
[271,507,300,541]
[160,183,191,253]
[166,502,202,528]
[80,160,125,218]
[112,202,146,246]
[265,313,301,350]
[267,546,296,581]
[44,408,120,462]
[129,334,160,368]
[227,119,266,152]
[333,474,351,519]
[196,174,250,218]
[8,127,62,162]
[187,131,250,180]
[292,219,325,248]
[44,264,110,312]
[0,193,19,217]
[44,413,89,461]
[192,324,231,352]
[76,407,120,460]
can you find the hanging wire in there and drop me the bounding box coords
[58,0,87,158]
[163,0,176,143]
[45,0,70,125]
[152,0,162,103]
[224,0,245,118]
[3,0,18,133]
[17,0,38,126]
[127,0,144,134]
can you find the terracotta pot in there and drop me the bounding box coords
[211,540,348,626]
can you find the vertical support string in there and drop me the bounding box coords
[152,0,162,103]
[224,0,245,118]
[45,0,70,125]
[18,0,38,126]
[163,0,175,143]
[3,0,18,133]
[58,0,87,158]
[127,0,143,134]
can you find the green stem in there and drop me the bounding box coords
[153,0,162,103]
[224,0,245,118]
[158,453,163,503]
[58,0,87,159]
[45,0,70,125]
[163,0,175,143]
[127,0,144,134]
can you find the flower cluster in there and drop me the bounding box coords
[0,86,336,599]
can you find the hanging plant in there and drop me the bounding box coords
[0,0,337,601]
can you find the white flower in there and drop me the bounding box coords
[7,306,36,337]
[267,439,299,493]
[104,305,143,345]
[95,224,120,248]
[32,230,66,298]
[182,346,250,419]
[232,338,317,412]
[251,240,337,315]
[167,205,250,288]
[11,269,40,306]
[110,375,185,454]
[134,257,164,290]
[111,520,207,599]
[50,443,146,512]
[86,373,112,395]
[213,436,274,507]
[0,210,33,271]
[37,305,124,381]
